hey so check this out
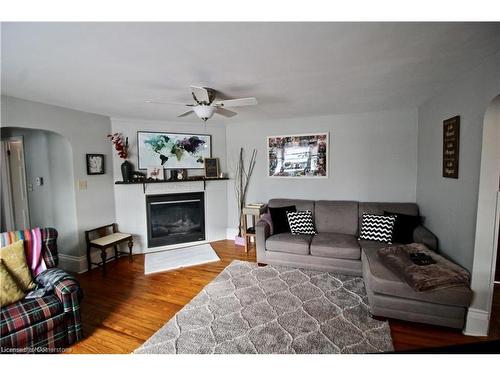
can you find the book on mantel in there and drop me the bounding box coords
[246,203,266,208]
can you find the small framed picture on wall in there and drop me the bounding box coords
[204,158,219,179]
[86,154,105,175]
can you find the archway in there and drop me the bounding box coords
[465,95,500,336]
[0,126,80,269]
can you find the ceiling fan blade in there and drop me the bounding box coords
[177,110,195,118]
[145,100,194,106]
[215,107,238,118]
[190,86,210,104]
[214,97,258,108]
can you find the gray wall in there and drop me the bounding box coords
[416,50,500,271]
[225,108,419,232]
[1,95,116,272]
[0,127,79,259]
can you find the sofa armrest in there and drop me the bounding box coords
[255,220,271,262]
[413,225,438,251]
[35,269,83,344]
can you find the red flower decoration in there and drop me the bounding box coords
[107,133,129,160]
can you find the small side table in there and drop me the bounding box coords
[85,223,134,275]
[242,205,267,252]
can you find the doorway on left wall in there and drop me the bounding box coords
[1,136,31,231]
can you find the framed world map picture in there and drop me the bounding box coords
[137,131,211,170]
[267,133,328,178]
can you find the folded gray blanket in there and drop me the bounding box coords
[377,243,470,292]
[25,268,80,299]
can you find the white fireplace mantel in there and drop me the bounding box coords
[113,179,228,254]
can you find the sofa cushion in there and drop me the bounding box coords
[269,205,297,234]
[362,249,472,307]
[0,260,26,306]
[0,240,36,291]
[384,211,421,244]
[358,214,396,244]
[287,210,317,235]
[310,233,360,260]
[266,233,312,255]
[358,240,395,252]
[268,199,315,216]
[358,202,419,235]
[0,294,62,336]
[315,201,358,235]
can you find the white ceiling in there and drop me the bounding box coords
[2,22,500,123]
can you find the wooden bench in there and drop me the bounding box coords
[85,223,133,275]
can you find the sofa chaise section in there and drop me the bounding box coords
[362,249,472,329]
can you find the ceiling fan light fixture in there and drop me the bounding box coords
[146,86,258,122]
[193,105,216,121]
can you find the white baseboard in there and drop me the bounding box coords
[58,254,87,274]
[463,308,490,336]
[59,248,139,274]
[226,227,239,240]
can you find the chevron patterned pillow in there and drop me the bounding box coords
[286,210,317,235]
[358,213,396,243]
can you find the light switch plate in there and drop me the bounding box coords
[78,180,87,190]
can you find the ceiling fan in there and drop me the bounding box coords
[145,86,258,122]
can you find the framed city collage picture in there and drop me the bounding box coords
[267,132,328,178]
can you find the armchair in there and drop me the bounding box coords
[0,228,83,353]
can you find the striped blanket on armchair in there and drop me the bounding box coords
[0,228,83,353]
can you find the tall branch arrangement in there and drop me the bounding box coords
[234,147,257,236]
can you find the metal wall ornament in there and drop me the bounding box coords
[442,116,460,179]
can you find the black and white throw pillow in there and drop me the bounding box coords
[286,210,317,235]
[358,214,396,243]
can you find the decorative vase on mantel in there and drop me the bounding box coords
[107,133,131,182]
[121,160,133,182]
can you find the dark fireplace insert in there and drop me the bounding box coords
[146,192,205,248]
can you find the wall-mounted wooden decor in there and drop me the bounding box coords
[442,116,460,179]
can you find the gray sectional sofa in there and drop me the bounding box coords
[255,198,472,329]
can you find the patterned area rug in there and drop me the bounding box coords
[134,261,394,354]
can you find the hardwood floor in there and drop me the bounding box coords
[66,240,500,353]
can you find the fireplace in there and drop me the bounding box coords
[146,192,205,248]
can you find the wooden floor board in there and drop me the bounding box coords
[66,240,500,353]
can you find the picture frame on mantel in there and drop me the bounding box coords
[137,131,212,170]
[442,116,460,179]
[204,157,220,179]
